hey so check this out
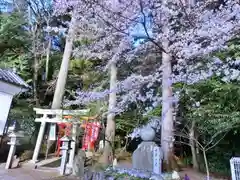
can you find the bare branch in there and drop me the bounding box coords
[174,132,204,149]
[205,131,228,151]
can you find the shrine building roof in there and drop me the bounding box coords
[0,68,30,89]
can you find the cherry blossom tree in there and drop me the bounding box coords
[55,0,240,165]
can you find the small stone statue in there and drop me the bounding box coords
[72,149,86,178]
[11,155,20,168]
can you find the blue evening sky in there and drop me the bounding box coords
[131,11,153,47]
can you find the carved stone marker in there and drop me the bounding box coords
[153,146,163,175]
[132,141,160,171]
[72,149,86,177]
[132,127,163,174]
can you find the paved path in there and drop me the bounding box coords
[0,164,63,180]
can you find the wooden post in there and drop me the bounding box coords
[60,136,70,175]
[5,132,21,169]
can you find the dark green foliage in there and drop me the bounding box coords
[0,12,31,81]
[176,40,240,175]
[9,98,35,135]
[185,79,240,134]
[0,12,29,54]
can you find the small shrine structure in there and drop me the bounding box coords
[0,68,30,136]
[31,108,101,173]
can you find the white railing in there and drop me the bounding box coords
[230,157,240,180]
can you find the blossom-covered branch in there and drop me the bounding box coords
[56,0,240,112]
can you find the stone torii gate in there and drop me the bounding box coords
[31,108,90,171]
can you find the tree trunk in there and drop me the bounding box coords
[32,24,39,106]
[45,34,51,81]
[45,13,77,158]
[161,33,173,164]
[51,14,76,109]
[195,131,200,166]
[30,122,40,145]
[189,120,199,170]
[203,149,210,180]
[103,62,117,165]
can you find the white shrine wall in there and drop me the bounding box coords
[0,80,28,135]
[0,92,13,135]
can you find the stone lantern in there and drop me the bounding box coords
[5,131,24,169]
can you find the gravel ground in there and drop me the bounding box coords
[179,168,228,180]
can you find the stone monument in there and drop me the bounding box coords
[132,127,163,174]
[72,149,86,177]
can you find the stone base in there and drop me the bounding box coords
[132,141,163,173]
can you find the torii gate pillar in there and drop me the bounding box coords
[32,120,46,163]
